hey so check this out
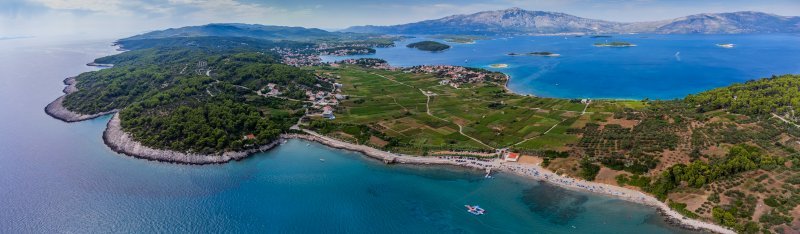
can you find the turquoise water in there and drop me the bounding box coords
[323,34,800,99]
[0,39,697,233]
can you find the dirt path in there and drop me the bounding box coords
[370,72,414,88]
[772,113,800,128]
[581,100,591,115]
[457,124,495,149]
[419,88,494,149]
[511,118,566,146]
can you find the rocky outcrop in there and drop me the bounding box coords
[103,113,282,165]
[44,77,118,122]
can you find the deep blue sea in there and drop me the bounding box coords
[323,34,800,99]
[0,39,699,233]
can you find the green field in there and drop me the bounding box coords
[306,65,625,155]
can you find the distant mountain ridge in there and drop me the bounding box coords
[631,11,800,34]
[344,8,800,35]
[121,23,369,42]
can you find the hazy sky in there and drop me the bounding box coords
[2,0,799,39]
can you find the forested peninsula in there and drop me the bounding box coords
[46,24,800,233]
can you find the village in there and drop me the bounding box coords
[406,65,506,88]
[272,41,392,67]
[257,51,528,164]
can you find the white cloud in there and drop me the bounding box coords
[30,0,127,13]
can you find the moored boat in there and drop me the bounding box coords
[464,205,485,215]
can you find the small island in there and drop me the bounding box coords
[431,35,488,44]
[507,52,560,57]
[406,41,451,52]
[593,41,636,47]
[528,52,560,57]
[489,63,509,68]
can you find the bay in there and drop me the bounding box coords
[0,39,695,233]
[322,34,800,99]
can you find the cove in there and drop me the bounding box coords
[0,39,697,233]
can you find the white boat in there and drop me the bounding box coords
[465,205,485,215]
[716,43,735,48]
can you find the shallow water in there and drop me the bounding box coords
[0,39,697,233]
[322,34,800,99]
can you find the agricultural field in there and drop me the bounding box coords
[306,65,800,232]
[305,65,625,156]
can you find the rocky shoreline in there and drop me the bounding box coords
[57,109,732,233]
[44,77,118,122]
[657,208,706,232]
[103,113,281,165]
[44,73,730,233]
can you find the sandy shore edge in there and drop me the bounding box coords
[44,77,117,122]
[95,112,732,233]
[285,130,735,234]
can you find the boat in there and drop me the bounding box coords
[464,205,486,215]
[716,43,735,48]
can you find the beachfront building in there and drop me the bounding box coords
[504,152,520,162]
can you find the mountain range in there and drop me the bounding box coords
[120,23,372,42]
[344,8,800,35]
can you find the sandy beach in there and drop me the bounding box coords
[287,129,736,234]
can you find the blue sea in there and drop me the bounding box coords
[323,34,800,99]
[0,39,700,233]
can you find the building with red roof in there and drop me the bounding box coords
[243,134,256,140]
[504,152,520,162]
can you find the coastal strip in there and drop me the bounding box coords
[44,77,118,122]
[103,113,281,165]
[284,130,736,234]
[47,70,730,233]
[91,111,732,233]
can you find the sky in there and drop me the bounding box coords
[1,0,799,39]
